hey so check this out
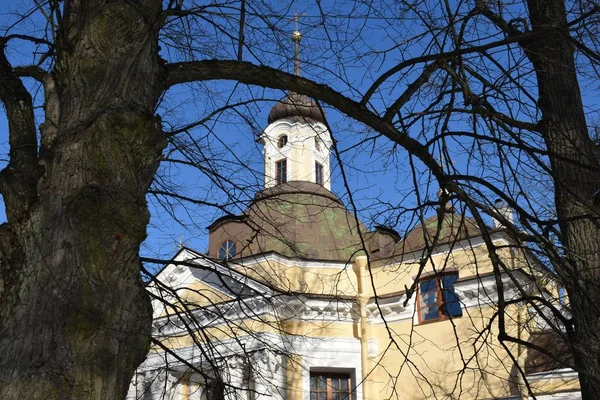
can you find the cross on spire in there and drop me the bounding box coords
[292,11,302,76]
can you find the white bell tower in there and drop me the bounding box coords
[257,15,333,190]
[259,115,333,190]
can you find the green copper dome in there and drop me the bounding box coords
[208,181,367,262]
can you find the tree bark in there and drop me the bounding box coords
[0,1,165,399]
[524,0,600,397]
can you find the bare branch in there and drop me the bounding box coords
[162,60,446,182]
[361,30,544,106]
[384,61,443,122]
[13,65,48,83]
[0,41,39,222]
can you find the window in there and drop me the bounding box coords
[310,372,351,400]
[275,159,287,185]
[418,273,462,323]
[204,380,225,400]
[315,137,321,151]
[315,162,324,186]
[559,286,567,305]
[217,240,236,261]
[277,135,288,148]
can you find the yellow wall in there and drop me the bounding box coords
[232,239,498,298]
[155,237,578,399]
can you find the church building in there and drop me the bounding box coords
[128,27,580,400]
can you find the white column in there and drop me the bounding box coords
[127,372,150,400]
[163,370,182,400]
[252,350,284,400]
[148,369,183,400]
[253,351,271,400]
[222,355,249,400]
[188,375,205,400]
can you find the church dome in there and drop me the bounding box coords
[268,92,326,124]
[392,209,482,255]
[208,181,367,261]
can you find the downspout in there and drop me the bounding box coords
[511,244,527,399]
[516,305,528,399]
[353,254,371,400]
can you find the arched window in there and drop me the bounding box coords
[277,135,288,148]
[218,240,236,261]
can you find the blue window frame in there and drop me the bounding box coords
[418,273,462,323]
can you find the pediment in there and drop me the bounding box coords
[149,247,272,317]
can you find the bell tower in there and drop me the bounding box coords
[257,14,333,190]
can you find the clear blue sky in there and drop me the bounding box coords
[1,0,598,266]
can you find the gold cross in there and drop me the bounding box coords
[292,11,302,76]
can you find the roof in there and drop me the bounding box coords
[268,92,326,124]
[207,186,491,263]
[208,181,368,262]
[393,209,483,255]
[246,181,367,260]
[152,247,276,295]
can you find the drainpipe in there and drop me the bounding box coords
[353,254,371,400]
[516,307,527,399]
[510,240,527,399]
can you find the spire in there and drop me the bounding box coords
[267,16,326,126]
[260,13,332,190]
[292,11,302,76]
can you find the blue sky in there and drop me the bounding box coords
[1,0,598,266]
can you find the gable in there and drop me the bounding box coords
[149,247,272,317]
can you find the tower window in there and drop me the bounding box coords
[276,159,287,185]
[277,135,288,148]
[417,272,462,323]
[315,162,324,186]
[315,137,321,151]
[218,240,236,261]
[310,372,352,400]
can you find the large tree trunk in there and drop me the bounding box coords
[524,0,600,397]
[0,1,164,399]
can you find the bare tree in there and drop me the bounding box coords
[0,0,598,399]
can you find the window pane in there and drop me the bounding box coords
[310,372,352,400]
[218,240,236,261]
[315,162,323,185]
[331,376,341,391]
[420,278,439,321]
[442,274,463,317]
[345,377,351,395]
[318,375,327,391]
[276,159,287,185]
